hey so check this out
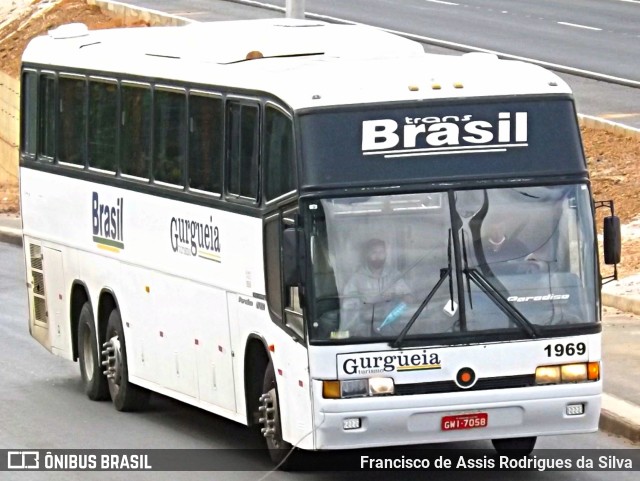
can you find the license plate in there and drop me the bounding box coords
[441,412,488,431]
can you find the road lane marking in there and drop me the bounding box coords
[557,21,602,31]
[619,0,640,4]
[601,113,640,120]
[425,0,459,5]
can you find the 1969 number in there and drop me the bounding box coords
[544,342,586,357]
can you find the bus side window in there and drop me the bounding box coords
[227,101,259,201]
[21,70,38,158]
[58,76,87,166]
[88,80,118,173]
[121,83,151,179]
[154,88,186,185]
[38,73,56,160]
[264,211,305,339]
[188,93,223,193]
[264,105,295,201]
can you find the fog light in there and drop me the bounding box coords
[566,403,584,416]
[369,377,394,396]
[535,366,560,385]
[343,418,361,430]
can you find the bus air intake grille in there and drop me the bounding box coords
[34,296,47,324]
[30,244,43,270]
[394,374,535,395]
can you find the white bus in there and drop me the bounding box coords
[20,19,621,464]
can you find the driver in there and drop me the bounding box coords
[341,238,414,336]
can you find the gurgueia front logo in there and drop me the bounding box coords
[341,349,442,376]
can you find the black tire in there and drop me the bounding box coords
[104,308,149,412]
[77,302,109,400]
[492,436,537,456]
[261,361,295,467]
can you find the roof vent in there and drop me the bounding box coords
[48,23,89,40]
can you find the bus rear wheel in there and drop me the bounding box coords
[259,361,294,467]
[492,436,537,455]
[102,308,148,411]
[77,302,109,400]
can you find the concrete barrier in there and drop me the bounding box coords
[86,0,192,26]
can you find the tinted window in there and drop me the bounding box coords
[21,71,38,156]
[38,75,56,159]
[188,94,223,193]
[227,102,259,200]
[154,89,186,185]
[121,84,151,178]
[88,81,118,172]
[58,77,86,166]
[264,215,282,320]
[265,106,295,200]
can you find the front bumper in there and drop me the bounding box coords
[311,380,601,450]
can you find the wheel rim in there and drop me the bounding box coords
[103,334,123,396]
[259,388,285,449]
[81,327,94,381]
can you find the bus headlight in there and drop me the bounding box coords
[535,366,560,384]
[535,362,599,385]
[322,378,395,399]
[341,379,369,398]
[561,363,588,382]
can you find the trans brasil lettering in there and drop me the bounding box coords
[92,192,124,249]
[362,112,527,156]
[170,215,221,260]
[342,349,441,376]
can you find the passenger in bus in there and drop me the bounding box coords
[481,221,530,265]
[479,220,548,277]
[341,238,415,336]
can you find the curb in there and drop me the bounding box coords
[600,394,640,444]
[0,226,21,246]
[602,292,640,317]
[578,114,640,141]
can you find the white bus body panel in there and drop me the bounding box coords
[21,168,303,426]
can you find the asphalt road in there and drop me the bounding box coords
[124,0,640,127]
[0,241,638,480]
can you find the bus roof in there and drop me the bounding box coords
[22,19,572,110]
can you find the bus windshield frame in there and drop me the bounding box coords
[304,184,599,345]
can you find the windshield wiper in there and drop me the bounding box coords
[390,267,450,349]
[464,267,539,338]
[391,231,453,349]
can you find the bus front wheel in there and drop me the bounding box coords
[77,302,109,400]
[492,436,537,455]
[260,361,294,466]
[103,308,148,411]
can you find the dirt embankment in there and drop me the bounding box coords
[1,0,639,276]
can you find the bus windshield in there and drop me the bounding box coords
[306,185,597,343]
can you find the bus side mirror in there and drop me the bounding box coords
[603,215,621,265]
[283,227,304,287]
